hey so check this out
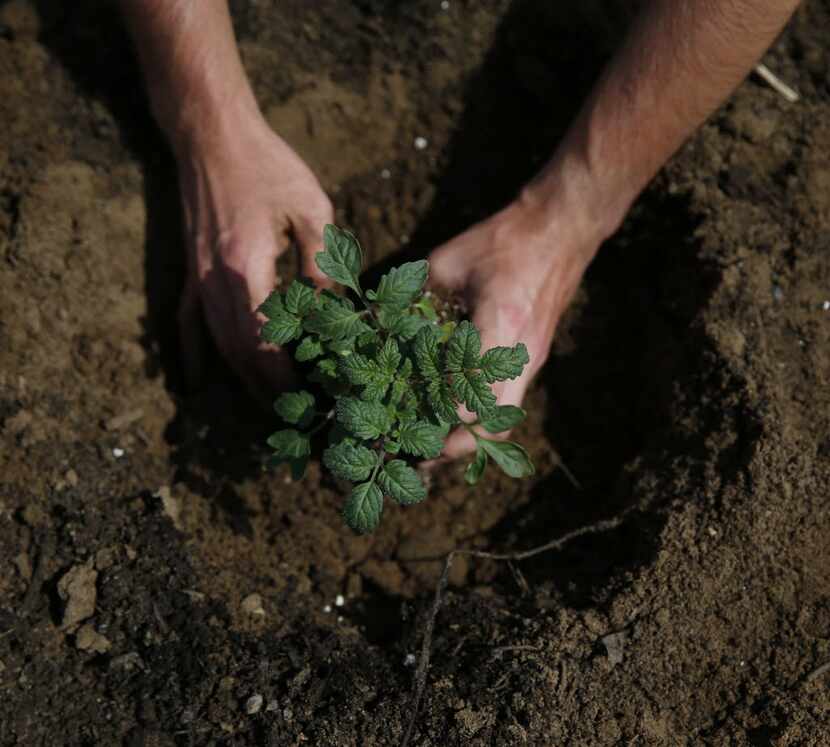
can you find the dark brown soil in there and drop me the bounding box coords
[1,1,829,744]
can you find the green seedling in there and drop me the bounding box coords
[259,225,534,533]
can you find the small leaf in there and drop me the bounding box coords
[476,438,535,478]
[344,482,383,534]
[479,343,530,383]
[257,291,285,320]
[393,314,431,340]
[427,379,460,424]
[274,390,315,428]
[378,460,427,505]
[445,320,481,373]
[316,225,363,294]
[261,313,303,345]
[338,353,381,385]
[304,298,371,340]
[285,279,317,316]
[267,429,311,459]
[295,336,324,362]
[413,325,442,380]
[398,420,445,459]
[464,447,488,485]
[384,440,401,454]
[413,294,439,321]
[360,376,392,402]
[336,397,392,440]
[323,441,377,482]
[372,260,429,310]
[377,338,401,376]
[451,371,497,417]
[479,405,526,434]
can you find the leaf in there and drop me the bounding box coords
[360,376,391,402]
[413,294,438,321]
[285,279,317,316]
[304,299,371,340]
[261,312,303,345]
[372,260,429,310]
[393,314,431,340]
[378,460,427,505]
[451,371,497,417]
[338,353,381,385]
[295,336,324,362]
[323,441,377,482]
[336,397,392,440]
[377,338,401,376]
[267,429,311,459]
[445,320,481,373]
[427,379,460,424]
[274,390,315,428]
[384,440,401,454]
[476,438,535,478]
[343,482,383,534]
[464,447,488,485]
[479,405,526,434]
[413,325,442,380]
[316,225,363,294]
[398,420,445,459]
[257,291,285,320]
[479,343,530,383]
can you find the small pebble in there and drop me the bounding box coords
[112,447,125,458]
[245,694,263,715]
[404,653,417,667]
[822,300,830,311]
[772,285,783,302]
[335,594,345,607]
[323,604,332,613]
[400,234,409,244]
[440,0,450,8]
[380,168,391,179]
[414,136,428,150]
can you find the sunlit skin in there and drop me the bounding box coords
[121,0,801,458]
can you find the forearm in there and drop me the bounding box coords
[528,0,801,242]
[120,0,260,155]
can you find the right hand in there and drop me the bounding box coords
[175,113,333,403]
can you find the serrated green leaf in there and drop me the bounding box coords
[464,447,488,485]
[413,325,442,380]
[338,353,381,385]
[479,405,526,433]
[316,225,363,294]
[388,376,409,408]
[360,376,391,402]
[479,343,530,383]
[285,279,317,316]
[378,460,427,505]
[295,336,324,362]
[317,358,338,377]
[445,321,481,372]
[476,438,535,478]
[257,290,285,320]
[377,338,401,376]
[323,441,378,482]
[304,299,371,340]
[427,379,460,424]
[384,440,401,454]
[373,260,429,310]
[336,397,392,440]
[261,313,303,345]
[413,294,439,321]
[344,482,383,534]
[266,429,311,459]
[451,371,497,417]
[274,390,315,428]
[398,420,444,459]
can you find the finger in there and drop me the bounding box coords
[426,233,476,292]
[177,275,206,393]
[294,204,335,289]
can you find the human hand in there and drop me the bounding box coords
[175,114,333,402]
[427,191,607,460]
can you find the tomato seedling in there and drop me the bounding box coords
[259,225,534,533]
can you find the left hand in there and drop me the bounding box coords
[427,192,606,460]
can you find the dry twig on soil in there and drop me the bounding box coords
[399,509,636,747]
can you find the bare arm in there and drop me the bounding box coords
[430,0,801,458]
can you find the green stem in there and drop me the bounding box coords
[308,409,335,436]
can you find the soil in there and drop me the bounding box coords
[1,0,828,744]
